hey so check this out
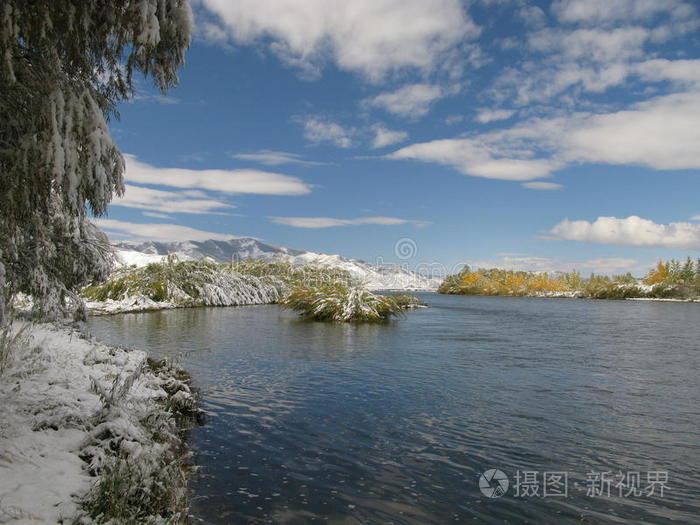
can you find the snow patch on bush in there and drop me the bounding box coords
[0,323,198,524]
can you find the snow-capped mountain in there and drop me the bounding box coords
[114,238,441,291]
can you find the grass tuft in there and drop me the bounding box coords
[83,257,284,307]
[77,358,201,524]
[0,322,32,375]
[282,281,403,322]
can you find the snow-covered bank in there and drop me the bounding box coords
[626,297,700,303]
[0,323,199,523]
[84,259,285,315]
[86,296,179,315]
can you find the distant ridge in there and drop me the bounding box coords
[114,237,441,291]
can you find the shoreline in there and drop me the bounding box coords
[0,323,201,524]
[625,297,700,303]
[438,292,700,302]
[86,288,439,316]
[86,289,700,317]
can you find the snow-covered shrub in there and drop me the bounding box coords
[78,358,200,524]
[228,259,358,288]
[83,257,285,311]
[282,281,403,322]
[0,324,200,523]
[0,322,31,375]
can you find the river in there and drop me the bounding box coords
[87,293,700,524]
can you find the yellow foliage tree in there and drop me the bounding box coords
[644,262,670,285]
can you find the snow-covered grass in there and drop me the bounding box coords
[83,257,285,314]
[0,323,199,524]
[0,323,32,375]
[227,259,357,288]
[83,258,360,315]
[82,258,426,321]
[281,281,405,322]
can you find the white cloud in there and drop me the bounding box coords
[390,88,700,182]
[132,92,181,105]
[552,0,695,25]
[371,125,408,149]
[269,216,429,228]
[522,182,563,190]
[517,5,547,28]
[563,92,700,170]
[388,138,560,181]
[142,211,173,219]
[231,150,323,166]
[492,13,699,107]
[550,216,700,250]
[365,84,444,118]
[475,108,515,123]
[529,27,649,63]
[124,154,312,195]
[111,184,233,215]
[300,118,354,148]
[444,114,465,125]
[634,59,700,87]
[198,0,479,81]
[468,255,638,274]
[93,219,236,242]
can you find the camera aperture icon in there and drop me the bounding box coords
[479,469,509,498]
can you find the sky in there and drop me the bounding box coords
[98,0,700,276]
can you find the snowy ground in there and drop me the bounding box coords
[86,296,178,315]
[115,249,169,267]
[626,297,700,302]
[0,323,197,523]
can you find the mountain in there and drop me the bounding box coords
[114,238,441,291]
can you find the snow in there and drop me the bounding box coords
[0,323,195,523]
[85,260,285,314]
[86,295,176,315]
[112,237,442,290]
[85,238,440,315]
[115,249,169,267]
[627,297,700,303]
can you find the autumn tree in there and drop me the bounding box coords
[0,1,192,323]
[644,261,670,285]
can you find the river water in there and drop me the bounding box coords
[87,293,700,524]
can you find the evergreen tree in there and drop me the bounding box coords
[681,257,695,283]
[0,1,192,323]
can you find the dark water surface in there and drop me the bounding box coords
[87,294,700,524]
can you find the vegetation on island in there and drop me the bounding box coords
[390,294,428,308]
[83,257,286,308]
[83,257,423,322]
[226,259,355,288]
[438,257,700,300]
[281,281,404,322]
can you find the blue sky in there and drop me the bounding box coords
[97,0,700,275]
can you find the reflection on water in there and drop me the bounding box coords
[88,295,700,524]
